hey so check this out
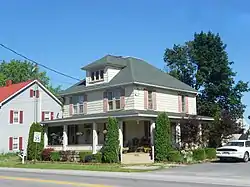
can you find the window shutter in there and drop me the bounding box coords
[120,89,125,109]
[19,111,23,124]
[144,89,148,109]
[30,89,34,97]
[9,137,13,151]
[178,95,182,112]
[103,92,108,112]
[185,96,189,113]
[10,110,13,124]
[84,94,87,114]
[42,112,45,121]
[50,112,54,120]
[152,91,157,110]
[69,104,73,116]
[19,137,23,151]
[36,90,40,98]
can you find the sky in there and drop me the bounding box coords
[1,0,250,123]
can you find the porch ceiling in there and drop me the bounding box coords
[42,109,214,124]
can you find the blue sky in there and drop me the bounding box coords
[1,0,250,121]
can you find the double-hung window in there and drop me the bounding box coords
[13,137,19,150]
[44,112,50,120]
[13,111,19,124]
[181,95,185,112]
[107,90,121,111]
[148,91,153,109]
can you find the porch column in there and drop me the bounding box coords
[63,125,68,151]
[119,121,123,163]
[198,122,202,146]
[176,122,181,148]
[44,125,48,148]
[150,120,155,162]
[92,122,98,154]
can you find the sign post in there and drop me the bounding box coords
[33,132,41,162]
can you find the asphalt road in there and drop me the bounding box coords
[1,161,250,187]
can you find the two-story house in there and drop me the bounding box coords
[42,55,213,163]
[0,79,62,153]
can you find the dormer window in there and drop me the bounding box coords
[90,70,104,82]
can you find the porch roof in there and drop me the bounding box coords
[42,110,214,124]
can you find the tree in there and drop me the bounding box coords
[27,122,44,161]
[155,112,171,161]
[102,117,120,163]
[0,59,62,95]
[164,31,249,147]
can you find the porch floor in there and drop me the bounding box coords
[122,153,153,164]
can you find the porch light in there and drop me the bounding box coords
[103,130,107,134]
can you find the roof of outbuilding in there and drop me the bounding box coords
[60,55,197,95]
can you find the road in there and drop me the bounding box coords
[1,161,250,187]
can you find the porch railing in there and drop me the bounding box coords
[73,104,85,114]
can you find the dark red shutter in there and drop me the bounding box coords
[51,112,54,120]
[9,137,13,151]
[36,90,39,98]
[42,112,45,121]
[19,111,23,124]
[10,110,13,124]
[30,89,34,97]
[19,137,23,150]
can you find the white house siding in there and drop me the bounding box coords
[133,86,197,114]
[124,85,134,110]
[0,83,62,153]
[106,67,120,82]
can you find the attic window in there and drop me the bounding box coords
[90,70,104,82]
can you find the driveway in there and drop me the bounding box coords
[154,161,250,178]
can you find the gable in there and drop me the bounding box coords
[0,80,62,107]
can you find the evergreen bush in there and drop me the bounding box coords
[102,117,120,163]
[155,112,171,162]
[27,122,44,160]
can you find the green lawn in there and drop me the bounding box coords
[0,154,155,172]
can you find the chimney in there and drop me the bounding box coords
[6,80,12,86]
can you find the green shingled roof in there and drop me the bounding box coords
[60,55,197,95]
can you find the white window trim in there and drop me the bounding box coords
[90,70,104,83]
[13,111,19,124]
[44,111,51,121]
[107,91,121,111]
[12,137,19,151]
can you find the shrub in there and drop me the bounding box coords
[41,148,54,161]
[102,117,120,163]
[50,151,61,161]
[205,148,216,159]
[168,151,183,163]
[193,148,206,161]
[79,151,92,162]
[93,152,102,162]
[60,151,71,162]
[27,122,44,161]
[155,112,171,162]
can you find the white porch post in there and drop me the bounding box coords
[63,125,68,151]
[92,122,98,154]
[119,121,123,163]
[150,120,155,162]
[44,125,48,148]
[176,122,181,148]
[198,122,202,146]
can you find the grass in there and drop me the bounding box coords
[0,154,158,172]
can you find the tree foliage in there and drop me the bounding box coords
[155,112,171,161]
[0,59,62,95]
[27,122,44,161]
[164,31,249,147]
[102,117,120,163]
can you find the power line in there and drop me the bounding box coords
[0,43,81,81]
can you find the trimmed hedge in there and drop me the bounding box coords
[168,151,183,163]
[79,151,92,162]
[50,151,60,161]
[205,148,216,159]
[193,149,206,161]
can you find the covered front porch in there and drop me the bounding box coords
[43,110,213,164]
